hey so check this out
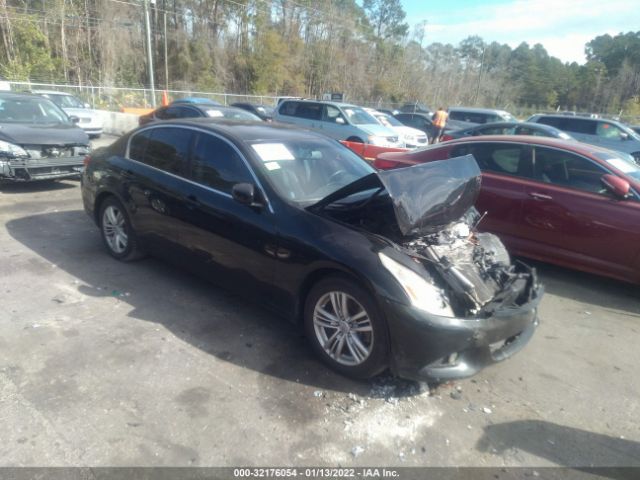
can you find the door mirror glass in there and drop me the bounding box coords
[335,117,346,125]
[620,131,629,141]
[601,174,630,198]
[232,182,260,206]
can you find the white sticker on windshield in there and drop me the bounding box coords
[252,143,295,161]
[606,158,638,173]
[206,109,224,117]
[264,162,281,171]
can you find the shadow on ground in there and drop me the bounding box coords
[6,209,424,398]
[477,419,640,478]
[519,258,640,317]
[0,179,78,194]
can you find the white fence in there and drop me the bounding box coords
[3,81,280,110]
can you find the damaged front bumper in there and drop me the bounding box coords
[383,274,543,382]
[0,157,85,182]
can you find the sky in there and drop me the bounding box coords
[401,0,640,64]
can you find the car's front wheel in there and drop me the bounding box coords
[304,276,389,379]
[99,196,144,261]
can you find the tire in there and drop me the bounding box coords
[99,196,145,261]
[304,275,389,379]
[346,136,364,143]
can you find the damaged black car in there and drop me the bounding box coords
[0,92,90,182]
[81,119,542,381]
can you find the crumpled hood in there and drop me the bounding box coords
[0,122,89,146]
[377,155,481,236]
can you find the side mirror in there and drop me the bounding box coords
[69,115,80,124]
[620,132,629,141]
[232,183,262,208]
[84,102,91,109]
[601,174,630,198]
[335,117,346,125]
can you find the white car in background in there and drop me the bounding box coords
[364,107,428,148]
[33,90,103,138]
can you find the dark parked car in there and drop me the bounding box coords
[399,102,432,115]
[139,104,261,126]
[393,112,474,142]
[442,121,575,142]
[171,97,222,106]
[448,107,517,125]
[0,92,90,182]
[527,114,640,164]
[231,102,274,121]
[81,119,541,381]
[374,136,640,284]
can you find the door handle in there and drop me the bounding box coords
[529,192,553,200]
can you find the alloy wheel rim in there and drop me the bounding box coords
[102,205,128,254]
[313,291,373,366]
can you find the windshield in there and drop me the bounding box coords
[206,108,261,121]
[594,151,640,181]
[44,93,86,109]
[342,107,378,125]
[0,96,71,124]
[250,138,375,205]
[375,113,403,127]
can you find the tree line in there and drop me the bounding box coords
[0,0,639,118]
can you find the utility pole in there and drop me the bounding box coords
[143,0,156,106]
[163,10,169,90]
[474,46,485,105]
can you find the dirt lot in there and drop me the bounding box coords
[1,136,639,469]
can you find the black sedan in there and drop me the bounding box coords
[139,104,261,126]
[81,119,542,381]
[0,92,90,182]
[442,121,575,142]
[231,102,274,121]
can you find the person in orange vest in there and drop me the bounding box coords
[431,107,448,144]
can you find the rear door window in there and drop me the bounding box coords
[140,127,193,176]
[164,106,200,119]
[453,143,532,177]
[190,133,252,193]
[295,103,323,120]
[279,101,299,117]
[129,130,152,161]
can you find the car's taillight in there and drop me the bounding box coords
[83,155,91,167]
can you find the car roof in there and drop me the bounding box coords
[134,117,330,143]
[279,99,358,109]
[449,107,511,114]
[437,135,616,156]
[32,90,74,96]
[0,91,50,101]
[171,97,220,105]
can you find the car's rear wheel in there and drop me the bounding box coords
[99,196,144,261]
[304,276,389,379]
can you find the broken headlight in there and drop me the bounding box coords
[0,140,28,158]
[379,252,454,317]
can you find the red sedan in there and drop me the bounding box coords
[373,136,640,284]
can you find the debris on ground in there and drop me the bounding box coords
[313,390,324,398]
[482,407,493,414]
[351,445,365,457]
[450,390,462,400]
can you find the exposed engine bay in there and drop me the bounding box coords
[314,156,538,318]
[400,211,536,317]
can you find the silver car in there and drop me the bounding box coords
[274,100,404,148]
[33,90,103,138]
